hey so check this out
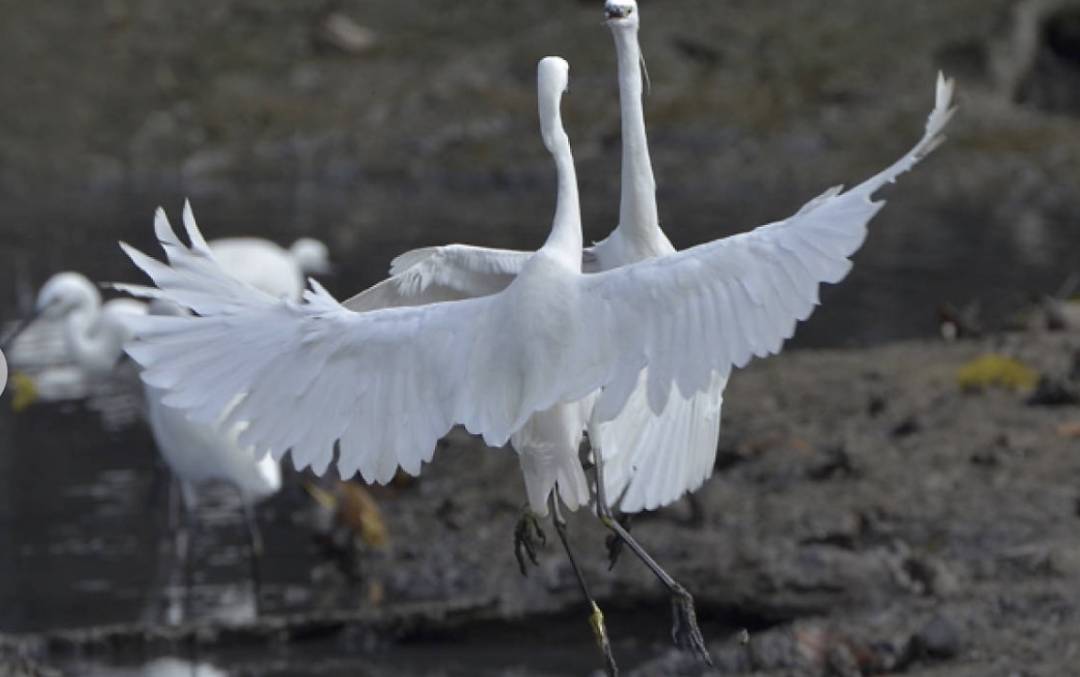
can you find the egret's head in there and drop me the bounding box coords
[537,57,570,150]
[290,238,332,275]
[36,272,100,319]
[604,0,639,28]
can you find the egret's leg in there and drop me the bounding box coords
[550,492,618,677]
[513,506,547,577]
[151,477,184,626]
[145,458,165,516]
[605,513,633,570]
[593,446,712,666]
[167,476,181,533]
[239,496,264,616]
[180,502,199,622]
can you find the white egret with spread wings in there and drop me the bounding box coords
[117,43,954,674]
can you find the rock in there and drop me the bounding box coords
[316,13,378,55]
[911,614,962,660]
[905,555,963,597]
[866,395,887,417]
[807,446,858,481]
[0,650,62,677]
[889,416,921,439]
[1026,376,1080,406]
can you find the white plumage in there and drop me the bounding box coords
[141,300,281,511]
[338,3,726,514]
[116,55,954,517]
[207,235,331,301]
[19,271,281,510]
[5,233,330,411]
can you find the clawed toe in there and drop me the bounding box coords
[605,532,624,571]
[671,587,712,666]
[513,510,547,576]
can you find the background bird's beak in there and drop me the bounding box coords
[10,372,39,412]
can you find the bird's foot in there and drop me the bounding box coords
[671,585,712,666]
[589,601,619,677]
[513,509,547,576]
[604,513,632,570]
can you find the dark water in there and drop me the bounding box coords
[0,398,716,674]
[2,403,696,675]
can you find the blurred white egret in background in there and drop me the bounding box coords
[117,40,954,671]
[4,232,330,416]
[6,270,281,620]
[208,235,331,301]
[1,228,331,618]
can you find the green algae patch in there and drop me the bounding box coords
[956,354,1039,393]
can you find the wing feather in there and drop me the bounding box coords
[587,74,955,421]
[119,214,595,482]
[342,245,531,312]
[596,371,726,512]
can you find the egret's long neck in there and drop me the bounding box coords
[613,27,659,240]
[540,125,583,268]
[64,303,120,374]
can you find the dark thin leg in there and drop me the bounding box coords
[145,460,163,515]
[593,445,713,666]
[143,473,178,626]
[686,494,706,529]
[167,477,181,532]
[239,495,264,616]
[550,492,618,677]
[180,503,198,622]
[605,513,633,570]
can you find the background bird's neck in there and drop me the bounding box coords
[541,135,583,268]
[65,306,120,374]
[613,27,660,242]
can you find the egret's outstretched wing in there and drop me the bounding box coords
[343,245,531,311]
[596,372,725,512]
[117,210,589,484]
[587,74,955,421]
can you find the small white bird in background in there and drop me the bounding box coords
[4,271,281,620]
[3,232,331,412]
[117,54,953,677]
[208,235,332,301]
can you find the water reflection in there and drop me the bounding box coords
[0,400,331,634]
[84,657,228,677]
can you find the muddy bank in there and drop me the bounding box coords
[3,324,1080,675]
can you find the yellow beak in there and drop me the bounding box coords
[10,372,39,413]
